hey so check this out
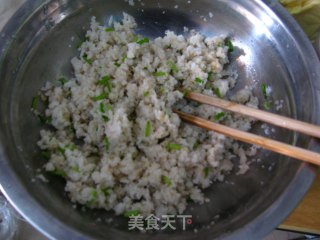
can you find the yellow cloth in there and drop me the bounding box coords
[280,0,320,42]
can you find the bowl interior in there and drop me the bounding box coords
[0,0,318,239]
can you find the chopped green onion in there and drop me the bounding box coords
[205,82,213,90]
[214,112,225,121]
[143,91,150,97]
[195,77,204,84]
[133,35,140,42]
[103,137,109,151]
[58,77,68,85]
[51,168,66,177]
[187,196,194,203]
[102,116,110,122]
[98,75,112,92]
[121,56,127,62]
[204,167,209,178]
[136,37,150,45]
[261,83,269,99]
[38,115,52,124]
[87,189,98,206]
[154,71,166,77]
[76,41,84,49]
[105,27,115,32]
[101,187,109,196]
[91,189,98,199]
[40,150,51,160]
[71,166,80,173]
[214,88,222,98]
[162,175,172,187]
[92,92,108,101]
[83,53,93,65]
[225,38,234,53]
[97,75,110,85]
[207,71,213,80]
[167,60,178,73]
[159,87,166,95]
[65,144,76,151]
[145,120,151,137]
[114,62,121,67]
[182,89,190,97]
[166,143,182,151]
[99,102,105,113]
[193,140,201,150]
[263,101,272,110]
[31,96,38,110]
[58,147,65,155]
[106,103,113,111]
[124,210,140,217]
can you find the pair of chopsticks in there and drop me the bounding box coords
[174,92,320,166]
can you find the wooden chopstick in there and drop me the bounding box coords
[174,110,320,165]
[185,92,320,139]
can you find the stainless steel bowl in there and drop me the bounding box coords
[0,0,320,239]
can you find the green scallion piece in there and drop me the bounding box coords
[160,87,166,95]
[167,60,178,73]
[136,37,150,45]
[92,92,108,101]
[58,77,68,85]
[106,104,113,111]
[154,71,166,77]
[133,35,140,42]
[207,71,213,80]
[99,102,105,113]
[40,150,51,160]
[98,75,112,92]
[71,166,80,173]
[58,147,65,155]
[214,88,222,98]
[225,38,234,53]
[205,82,213,90]
[145,120,151,137]
[187,196,194,203]
[91,189,98,199]
[76,41,84,49]
[105,27,115,32]
[97,75,110,85]
[204,167,209,178]
[38,115,52,124]
[124,210,140,217]
[143,91,150,97]
[263,101,272,110]
[193,140,201,150]
[102,116,110,122]
[121,56,127,63]
[31,96,38,110]
[195,77,204,84]
[166,143,182,151]
[261,83,269,99]
[214,112,225,121]
[182,89,190,97]
[51,168,66,177]
[101,187,110,196]
[103,137,109,151]
[162,175,172,187]
[114,62,121,67]
[83,53,93,65]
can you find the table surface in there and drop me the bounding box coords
[279,173,320,235]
